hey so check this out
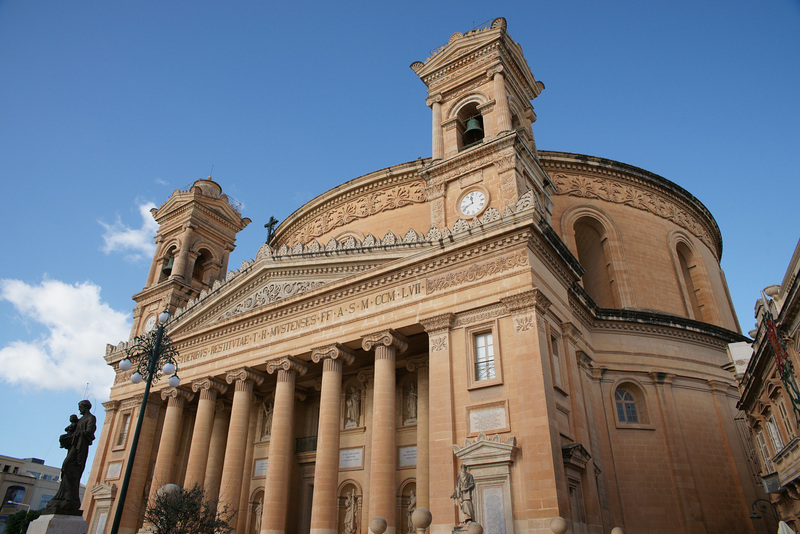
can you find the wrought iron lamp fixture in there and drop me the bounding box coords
[109,308,180,534]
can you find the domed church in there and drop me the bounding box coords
[84,18,762,534]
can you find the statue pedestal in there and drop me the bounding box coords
[27,514,89,534]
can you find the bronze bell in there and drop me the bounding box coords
[463,116,484,146]
[162,256,174,276]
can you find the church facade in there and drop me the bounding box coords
[83,18,763,534]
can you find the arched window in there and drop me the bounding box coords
[457,102,484,150]
[157,245,178,283]
[191,248,213,286]
[3,485,26,504]
[615,389,639,423]
[676,241,705,321]
[613,382,650,427]
[574,216,619,308]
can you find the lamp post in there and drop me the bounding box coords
[108,308,180,534]
[7,501,30,512]
[750,498,780,523]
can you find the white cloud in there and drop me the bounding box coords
[0,279,130,399]
[100,202,158,261]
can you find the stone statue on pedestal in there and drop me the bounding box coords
[44,400,97,516]
[451,464,475,525]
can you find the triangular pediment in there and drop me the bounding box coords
[165,248,411,337]
[452,433,517,466]
[412,24,505,81]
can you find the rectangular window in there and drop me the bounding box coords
[116,412,132,448]
[474,332,495,381]
[756,430,774,472]
[766,415,785,452]
[550,333,563,388]
[777,398,795,439]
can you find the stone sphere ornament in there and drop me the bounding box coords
[550,517,568,534]
[411,507,432,530]
[466,522,483,534]
[369,516,387,534]
[157,483,181,497]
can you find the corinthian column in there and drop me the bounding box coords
[362,330,408,534]
[184,378,228,489]
[204,400,230,500]
[148,388,194,505]
[261,357,308,534]
[219,368,264,513]
[310,345,355,534]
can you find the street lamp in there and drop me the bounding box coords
[7,501,30,511]
[109,308,180,534]
[750,498,780,523]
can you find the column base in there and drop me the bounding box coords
[27,514,89,534]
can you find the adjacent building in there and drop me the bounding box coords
[0,456,64,523]
[735,238,800,529]
[83,18,763,534]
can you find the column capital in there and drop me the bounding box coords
[426,93,443,107]
[311,344,356,366]
[419,313,454,334]
[160,387,195,403]
[102,400,120,414]
[649,371,677,386]
[501,288,551,314]
[192,377,229,395]
[487,65,505,78]
[266,356,308,377]
[362,329,409,353]
[225,367,265,387]
[406,357,428,373]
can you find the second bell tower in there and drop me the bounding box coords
[131,177,251,337]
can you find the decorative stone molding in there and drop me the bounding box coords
[562,443,591,470]
[361,330,409,353]
[90,482,117,500]
[429,336,448,352]
[420,312,454,334]
[501,288,551,314]
[452,432,517,463]
[552,172,714,252]
[287,181,426,245]
[311,344,356,366]
[426,250,528,294]
[220,280,327,321]
[513,315,534,331]
[453,303,506,328]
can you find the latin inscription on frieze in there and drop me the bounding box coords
[175,281,424,364]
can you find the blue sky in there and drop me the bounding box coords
[0,0,798,480]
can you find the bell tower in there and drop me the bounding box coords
[411,18,553,229]
[131,177,251,336]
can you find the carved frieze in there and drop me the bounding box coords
[426,250,528,294]
[286,181,426,245]
[220,280,327,321]
[552,173,714,250]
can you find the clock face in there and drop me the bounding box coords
[144,316,157,333]
[459,190,486,216]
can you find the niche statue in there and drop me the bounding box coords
[45,400,96,516]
